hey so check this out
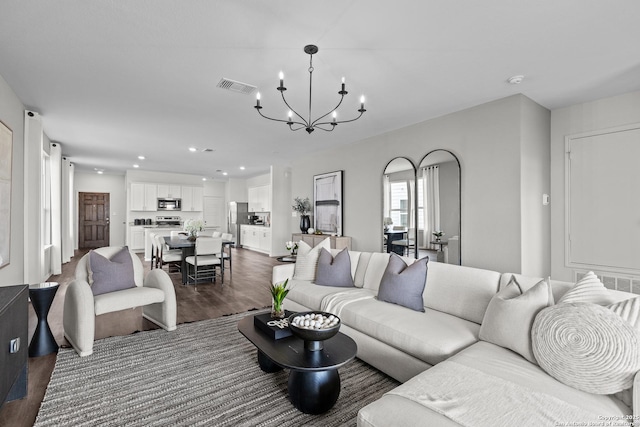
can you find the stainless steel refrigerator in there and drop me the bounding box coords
[228,202,249,246]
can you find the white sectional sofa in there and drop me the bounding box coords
[272,250,639,427]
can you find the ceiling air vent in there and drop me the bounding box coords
[217,78,257,95]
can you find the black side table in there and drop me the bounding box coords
[29,282,59,357]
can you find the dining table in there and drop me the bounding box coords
[164,236,235,285]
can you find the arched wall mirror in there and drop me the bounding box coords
[382,157,417,258]
[417,150,461,265]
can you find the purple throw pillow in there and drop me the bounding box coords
[315,248,354,287]
[88,247,137,296]
[377,253,429,312]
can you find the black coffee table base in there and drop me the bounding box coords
[258,350,283,373]
[289,369,341,415]
[257,349,341,414]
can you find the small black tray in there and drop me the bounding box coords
[254,310,295,340]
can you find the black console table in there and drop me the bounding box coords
[0,285,28,406]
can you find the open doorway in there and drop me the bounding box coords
[79,192,110,248]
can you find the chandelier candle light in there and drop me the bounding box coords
[254,45,366,134]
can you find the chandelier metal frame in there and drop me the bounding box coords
[254,45,366,134]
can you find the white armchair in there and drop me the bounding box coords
[63,246,177,357]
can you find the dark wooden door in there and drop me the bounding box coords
[79,192,110,248]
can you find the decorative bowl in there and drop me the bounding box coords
[288,311,341,351]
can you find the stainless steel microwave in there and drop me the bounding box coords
[157,198,182,211]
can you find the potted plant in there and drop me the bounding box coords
[432,231,444,242]
[184,219,205,240]
[292,197,312,234]
[383,217,393,232]
[285,241,298,256]
[269,279,290,319]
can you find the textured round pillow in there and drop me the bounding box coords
[532,302,640,394]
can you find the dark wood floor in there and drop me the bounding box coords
[0,247,279,427]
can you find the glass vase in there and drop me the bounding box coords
[271,300,285,319]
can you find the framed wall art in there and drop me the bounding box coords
[314,170,343,235]
[0,120,12,269]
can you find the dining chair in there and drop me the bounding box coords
[155,234,182,272]
[391,227,416,257]
[220,232,233,274]
[184,236,223,290]
[212,231,222,238]
[149,232,157,269]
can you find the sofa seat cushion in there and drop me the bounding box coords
[94,286,165,316]
[339,298,480,366]
[360,341,631,427]
[286,281,354,311]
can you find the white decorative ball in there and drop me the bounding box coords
[307,228,315,234]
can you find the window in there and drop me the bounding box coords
[390,181,408,227]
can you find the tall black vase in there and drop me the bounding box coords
[300,215,311,234]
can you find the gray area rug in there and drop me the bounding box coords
[35,311,399,426]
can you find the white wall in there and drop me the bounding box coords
[520,97,551,277]
[270,165,292,256]
[550,90,640,281]
[291,94,550,274]
[0,74,25,286]
[74,172,127,247]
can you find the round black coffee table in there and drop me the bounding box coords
[29,282,59,357]
[238,314,357,414]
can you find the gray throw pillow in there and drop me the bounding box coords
[88,247,137,296]
[377,253,428,312]
[315,248,354,287]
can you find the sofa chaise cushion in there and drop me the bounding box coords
[358,341,631,427]
[339,297,480,366]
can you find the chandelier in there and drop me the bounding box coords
[254,45,366,134]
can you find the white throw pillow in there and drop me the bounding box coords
[479,277,552,364]
[293,238,331,281]
[557,271,616,305]
[532,302,640,395]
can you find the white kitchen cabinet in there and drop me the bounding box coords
[182,186,203,211]
[129,226,145,251]
[130,183,158,211]
[248,185,271,212]
[241,225,270,254]
[259,228,271,252]
[157,184,181,199]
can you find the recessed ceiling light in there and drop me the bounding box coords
[97,170,103,174]
[223,172,228,176]
[133,164,139,168]
[189,147,197,152]
[507,75,524,85]
[138,155,145,160]
[239,166,245,170]
[202,177,207,181]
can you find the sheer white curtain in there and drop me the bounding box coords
[422,166,440,250]
[383,175,390,219]
[61,158,75,263]
[49,143,62,274]
[408,178,415,229]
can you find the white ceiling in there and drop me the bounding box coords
[1,1,639,179]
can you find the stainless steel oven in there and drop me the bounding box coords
[157,198,182,211]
